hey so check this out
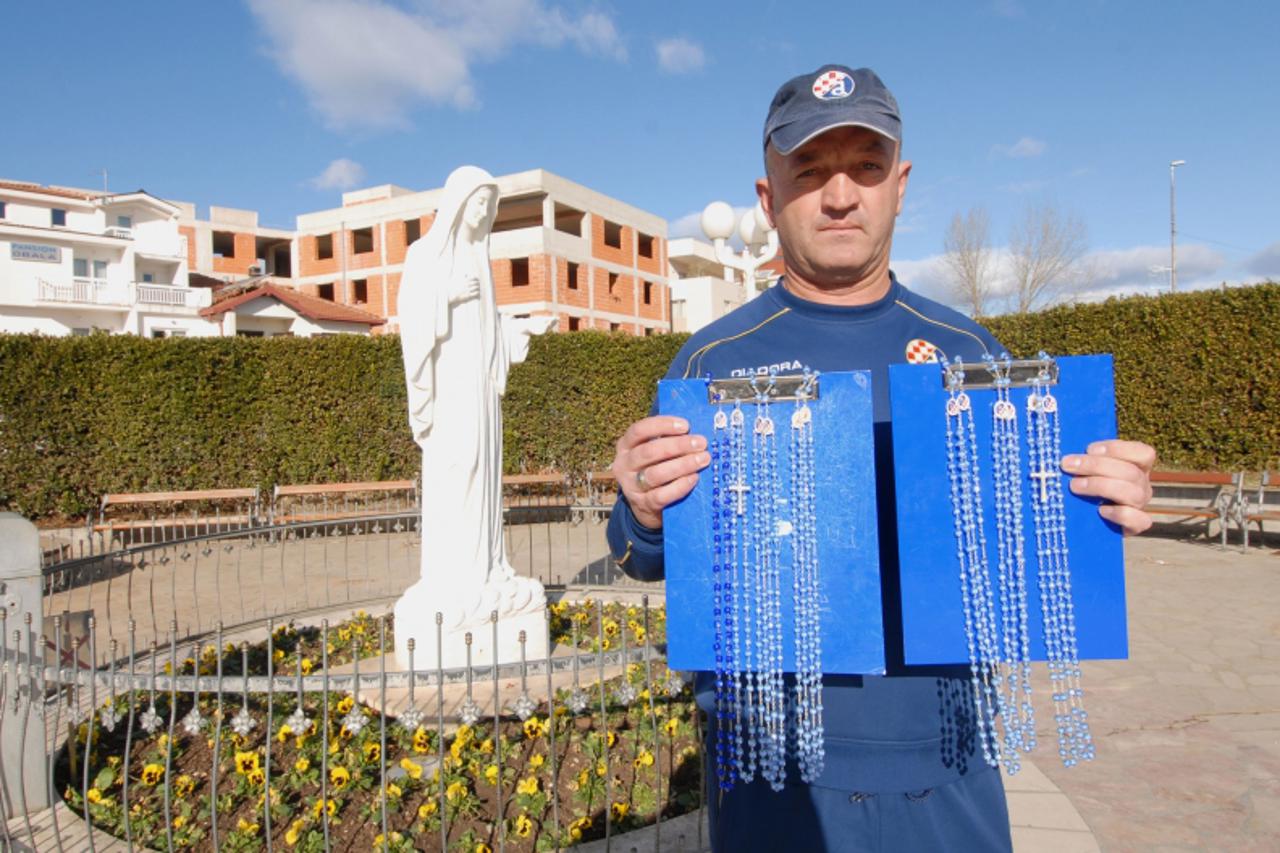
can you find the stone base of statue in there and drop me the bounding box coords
[393,574,549,671]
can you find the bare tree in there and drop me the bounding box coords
[1007,201,1089,313]
[942,207,995,316]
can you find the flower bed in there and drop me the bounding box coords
[60,606,702,851]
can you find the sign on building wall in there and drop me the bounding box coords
[11,243,62,263]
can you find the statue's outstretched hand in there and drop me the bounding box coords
[612,416,710,530]
[448,275,481,306]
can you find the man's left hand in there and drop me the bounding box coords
[1061,439,1157,535]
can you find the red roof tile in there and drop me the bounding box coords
[0,180,101,201]
[199,282,385,326]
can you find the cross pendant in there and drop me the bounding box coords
[728,480,751,515]
[1030,467,1055,503]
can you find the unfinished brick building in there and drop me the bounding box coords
[290,169,670,335]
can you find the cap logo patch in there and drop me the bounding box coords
[905,338,940,364]
[812,70,855,100]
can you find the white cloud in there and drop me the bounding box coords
[989,0,1025,17]
[991,136,1047,159]
[307,158,367,190]
[656,37,705,74]
[1245,240,1280,277]
[894,242,1229,314]
[247,0,625,130]
[1081,243,1225,296]
[669,205,754,247]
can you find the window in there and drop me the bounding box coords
[237,330,265,338]
[352,226,374,254]
[353,278,368,304]
[116,215,133,229]
[73,258,88,278]
[607,271,619,294]
[316,234,334,260]
[0,201,7,219]
[568,316,580,331]
[609,322,621,332]
[317,283,335,301]
[51,208,67,227]
[644,327,655,336]
[603,220,623,249]
[638,233,655,259]
[93,260,107,280]
[71,327,91,336]
[212,231,236,258]
[567,261,580,290]
[511,258,530,287]
[404,218,421,245]
[554,203,585,236]
[643,281,653,305]
[142,273,155,283]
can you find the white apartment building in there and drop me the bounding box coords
[666,237,786,333]
[0,181,216,337]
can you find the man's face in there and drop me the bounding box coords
[757,125,911,291]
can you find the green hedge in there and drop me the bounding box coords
[1,283,1275,521]
[984,283,1279,472]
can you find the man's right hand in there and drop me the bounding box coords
[612,416,709,529]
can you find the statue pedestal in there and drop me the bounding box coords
[393,593,549,671]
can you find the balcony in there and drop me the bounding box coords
[136,282,198,307]
[38,278,122,306]
[36,278,209,310]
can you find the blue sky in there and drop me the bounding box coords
[4,1,1277,309]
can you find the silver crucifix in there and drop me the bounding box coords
[1030,467,1055,503]
[728,479,751,515]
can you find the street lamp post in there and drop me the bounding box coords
[1169,159,1186,292]
[700,201,779,301]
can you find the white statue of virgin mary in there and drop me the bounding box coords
[393,165,555,668]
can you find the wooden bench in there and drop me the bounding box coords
[501,473,572,518]
[270,480,417,524]
[1240,470,1280,549]
[95,488,261,542]
[1146,471,1238,547]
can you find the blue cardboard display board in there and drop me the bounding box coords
[658,371,885,675]
[889,354,1128,666]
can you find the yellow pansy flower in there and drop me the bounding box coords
[484,764,499,785]
[514,812,534,837]
[141,764,164,785]
[330,766,351,790]
[611,801,629,821]
[235,751,260,775]
[418,800,438,819]
[516,776,538,795]
[528,753,545,770]
[295,757,310,773]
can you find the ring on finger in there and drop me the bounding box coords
[636,469,650,491]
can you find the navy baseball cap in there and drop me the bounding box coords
[763,65,901,155]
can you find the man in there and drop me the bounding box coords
[607,66,1155,851]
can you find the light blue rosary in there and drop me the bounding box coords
[709,370,824,792]
[944,354,1092,773]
